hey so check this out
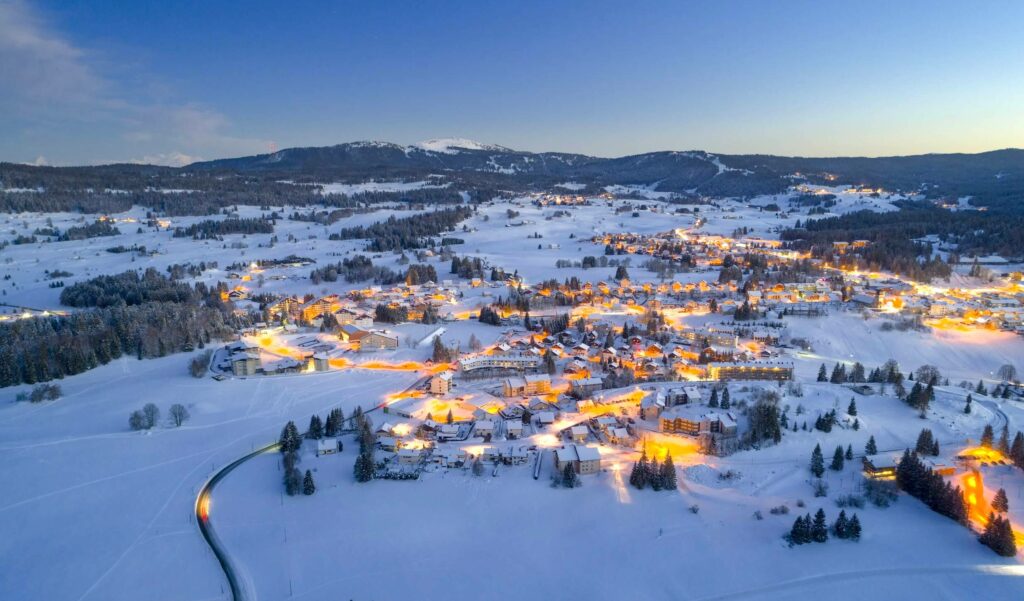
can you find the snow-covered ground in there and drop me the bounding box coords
[2,188,1023,601]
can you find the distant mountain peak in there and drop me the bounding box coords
[415,138,510,154]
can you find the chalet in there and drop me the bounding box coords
[316,438,341,456]
[396,448,422,465]
[360,331,399,351]
[377,436,399,452]
[570,425,589,443]
[474,420,495,438]
[505,419,524,438]
[570,377,603,398]
[536,411,556,426]
[608,426,633,445]
[335,308,373,329]
[339,324,370,343]
[554,445,602,475]
[640,393,666,420]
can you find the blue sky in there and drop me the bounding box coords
[2,0,1023,165]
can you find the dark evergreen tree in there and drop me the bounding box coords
[307,415,324,439]
[562,463,578,488]
[302,470,316,495]
[279,421,301,453]
[660,452,677,490]
[811,508,829,543]
[817,364,828,382]
[865,435,878,455]
[915,429,935,456]
[708,388,719,408]
[720,387,731,409]
[847,398,857,416]
[833,509,850,539]
[992,488,1010,513]
[810,444,825,478]
[981,424,995,448]
[847,514,862,541]
[1010,431,1024,469]
[998,424,1011,455]
[845,444,854,461]
[831,445,845,471]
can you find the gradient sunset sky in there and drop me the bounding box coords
[2,0,1022,165]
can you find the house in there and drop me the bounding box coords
[430,371,454,395]
[536,411,555,426]
[475,420,495,438]
[300,295,341,322]
[312,353,330,372]
[339,324,370,343]
[640,393,665,420]
[660,406,738,438]
[608,427,633,445]
[231,351,260,376]
[396,448,422,465]
[436,448,468,467]
[506,419,524,439]
[335,308,373,329]
[503,374,552,397]
[554,444,602,475]
[862,453,898,480]
[361,331,399,351]
[570,425,589,443]
[377,436,399,452]
[570,377,603,398]
[316,437,341,456]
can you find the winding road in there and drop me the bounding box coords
[195,442,280,601]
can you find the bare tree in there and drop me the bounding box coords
[169,404,190,427]
[129,410,146,431]
[997,364,1017,383]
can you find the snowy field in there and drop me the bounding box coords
[1,188,1023,601]
[212,382,1024,601]
[0,354,419,600]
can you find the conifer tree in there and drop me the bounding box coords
[852,418,860,431]
[845,444,854,461]
[446,409,454,425]
[811,508,829,542]
[790,515,810,545]
[562,463,578,488]
[833,509,849,539]
[661,452,677,490]
[810,444,825,478]
[847,398,857,416]
[847,514,862,541]
[831,446,845,471]
[308,414,323,439]
[709,388,719,408]
[915,429,935,456]
[964,395,972,414]
[817,364,828,382]
[302,470,316,495]
[1010,431,1024,469]
[998,424,1011,455]
[721,387,731,409]
[992,488,1010,513]
[866,435,878,456]
[279,421,301,453]
[981,424,995,448]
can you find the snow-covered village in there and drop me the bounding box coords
[3,3,1024,601]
